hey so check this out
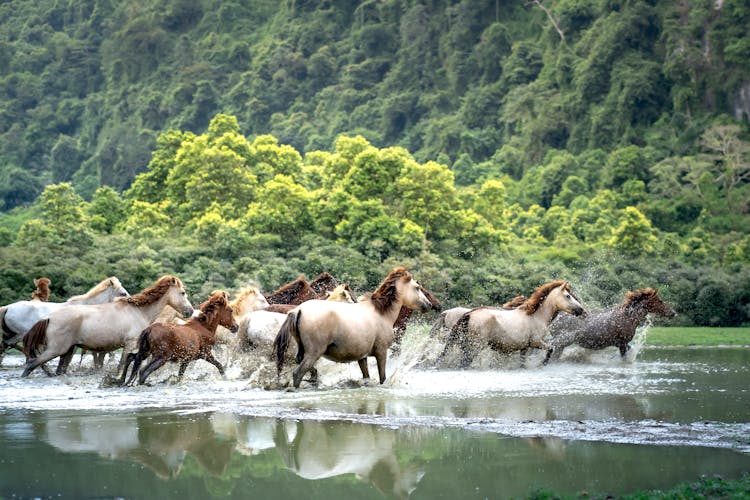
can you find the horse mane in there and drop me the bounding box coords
[124,276,183,307]
[230,285,262,314]
[622,288,658,308]
[418,283,441,309]
[68,276,122,302]
[266,276,312,304]
[519,280,569,316]
[370,267,411,315]
[309,271,338,296]
[31,277,51,301]
[502,295,526,309]
[197,291,229,325]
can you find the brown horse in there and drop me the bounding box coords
[264,272,340,313]
[21,276,192,378]
[274,267,433,388]
[122,291,239,386]
[544,287,676,363]
[440,281,585,368]
[31,277,51,301]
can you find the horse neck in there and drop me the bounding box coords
[534,296,563,325]
[67,288,114,305]
[621,302,649,325]
[136,294,179,322]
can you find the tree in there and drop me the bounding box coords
[88,186,126,234]
[609,206,658,256]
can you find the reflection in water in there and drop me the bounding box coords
[274,419,424,499]
[41,412,235,478]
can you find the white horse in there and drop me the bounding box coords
[21,276,193,377]
[0,277,130,350]
[439,281,585,367]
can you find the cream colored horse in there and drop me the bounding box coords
[21,276,193,377]
[238,283,356,357]
[1,277,130,348]
[439,280,585,367]
[274,267,433,388]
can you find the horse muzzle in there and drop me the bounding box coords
[573,306,587,317]
[182,306,194,318]
[230,324,239,333]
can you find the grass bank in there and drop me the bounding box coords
[531,474,750,499]
[645,326,750,346]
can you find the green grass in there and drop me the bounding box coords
[528,474,750,499]
[645,326,750,346]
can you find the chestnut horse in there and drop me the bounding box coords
[274,267,433,388]
[122,291,239,385]
[544,287,676,363]
[31,277,51,301]
[439,281,585,368]
[264,272,339,313]
[21,276,193,377]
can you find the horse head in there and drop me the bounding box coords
[158,276,194,318]
[628,288,677,318]
[524,281,585,317]
[108,277,130,297]
[201,291,239,333]
[395,268,433,313]
[326,284,356,303]
[231,285,269,316]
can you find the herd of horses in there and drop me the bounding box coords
[0,267,677,389]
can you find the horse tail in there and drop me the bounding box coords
[439,311,472,366]
[274,310,300,375]
[23,319,49,359]
[123,328,152,386]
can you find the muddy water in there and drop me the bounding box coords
[1,325,749,499]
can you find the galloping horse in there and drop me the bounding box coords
[122,291,238,385]
[1,277,130,351]
[544,287,676,363]
[21,276,193,377]
[238,283,357,356]
[274,267,433,388]
[439,281,585,368]
[429,296,526,341]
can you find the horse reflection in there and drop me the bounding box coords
[274,419,424,498]
[40,413,236,478]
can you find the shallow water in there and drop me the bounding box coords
[1,325,749,498]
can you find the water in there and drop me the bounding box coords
[1,325,749,499]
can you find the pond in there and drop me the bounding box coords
[1,330,748,499]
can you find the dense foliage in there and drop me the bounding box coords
[1,0,749,326]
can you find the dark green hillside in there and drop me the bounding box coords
[1,0,748,200]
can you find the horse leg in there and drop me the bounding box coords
[292,353,320,389]
[138,356,167,385]
[120,352,139,386]
[543,347,553,365]
[357,358,371,380]
[202,352,225,379]
[519,348,529,368]
[93,352,105,370]
[619,343,630,359]
[22,349,63,378]
[375,352,388,384]
[177,361,191,382]
[56,346,77,375]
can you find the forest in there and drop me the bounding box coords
[0,0,749,326]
